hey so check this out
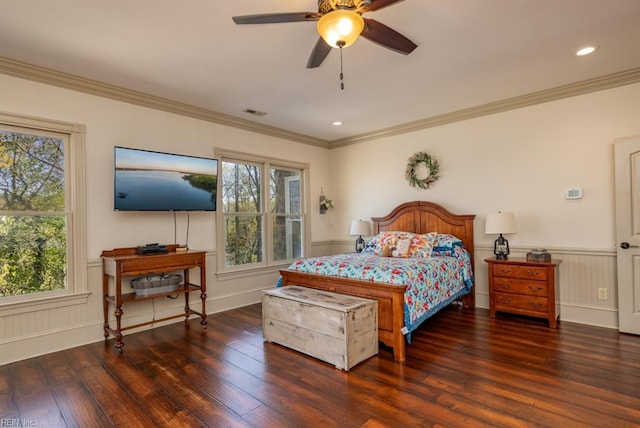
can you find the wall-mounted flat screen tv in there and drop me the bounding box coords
[114,146,218,211]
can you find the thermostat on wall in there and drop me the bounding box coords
[565,188,583,200]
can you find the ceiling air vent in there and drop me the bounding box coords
[243,108,267,117]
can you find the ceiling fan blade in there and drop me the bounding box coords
[232,12,320,25]
[306,38,332,68]
[364,0,406,12]
[361,18,417,55]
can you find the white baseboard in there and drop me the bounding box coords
[560,304,618,329]
[475,293,489,310]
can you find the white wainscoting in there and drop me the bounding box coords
[0,242,619,365]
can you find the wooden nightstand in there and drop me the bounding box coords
[485,258,561,328]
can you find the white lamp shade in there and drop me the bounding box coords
[485,212,517,235]
[350,220,369,236]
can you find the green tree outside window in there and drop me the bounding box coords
[0,130,67,297]
[221,158,303,268]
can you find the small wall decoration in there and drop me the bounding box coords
[319,188,333,214]
[405,152,439,189]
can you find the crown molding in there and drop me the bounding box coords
[2,56,639,151]
[328,67,640,148]
[0,56,330,149]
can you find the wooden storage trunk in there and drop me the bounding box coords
[262,286,378,370]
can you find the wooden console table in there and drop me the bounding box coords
[101,244,207,351]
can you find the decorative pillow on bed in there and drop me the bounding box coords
[407,232,437,258]
[432,233,464,256]
[362,238,378,254]
[371,231,416,255]
[380,243,393,257]
[391,237,412,257]
[362,232,385,254]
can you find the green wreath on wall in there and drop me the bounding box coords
[405,152,439,189]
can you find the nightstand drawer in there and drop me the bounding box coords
[517,266,548,281]
[493,265,519,278]
[495,293,548,313]
[493,278,548,296]
[493,265,548,281]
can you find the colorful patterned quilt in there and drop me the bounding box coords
[281,247,473,338]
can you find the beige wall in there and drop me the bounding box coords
[0,73,332,364]
[2,72,640,365]
[328,82,640,249]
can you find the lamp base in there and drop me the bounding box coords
[493,235,510,261]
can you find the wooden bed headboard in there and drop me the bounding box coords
[371,201,476,267]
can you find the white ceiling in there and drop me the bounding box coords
[1,0,640,144]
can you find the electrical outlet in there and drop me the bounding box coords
[597,288,608,300]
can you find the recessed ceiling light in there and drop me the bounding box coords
[575,45,598,56]
[332,121,343,126]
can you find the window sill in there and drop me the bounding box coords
[0,292,91,317]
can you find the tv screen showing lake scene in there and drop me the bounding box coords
[114,146,218,211]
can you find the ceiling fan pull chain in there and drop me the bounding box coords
[339,45,345,90]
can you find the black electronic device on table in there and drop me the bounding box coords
[135,243,168,255]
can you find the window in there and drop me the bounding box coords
[0,113,86,305]
[272,167,302,261]
[217,150,308,272]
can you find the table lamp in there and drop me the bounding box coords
[485,212,517,260]
[349,220,369,252]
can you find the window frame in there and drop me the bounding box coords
[0,112,88,312]
[215,149,309,276]
[282,174,301,260]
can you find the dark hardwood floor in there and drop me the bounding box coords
[1,303,639,427]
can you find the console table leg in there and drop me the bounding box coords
[184,272,190,324]
[200,291,207,329]
[114,307,124,351]
[103,273,109,340]
[184,304,190,324]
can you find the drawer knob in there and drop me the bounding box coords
[497,296,512,304]
[498,268,513,274]
[526,270,540,276]
[528,285,543,292]
[498,283,511,289]
[528,300,543,309]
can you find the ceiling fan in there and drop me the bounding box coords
[232,0,418,69]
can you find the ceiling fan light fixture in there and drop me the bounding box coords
[317,9,364,48]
